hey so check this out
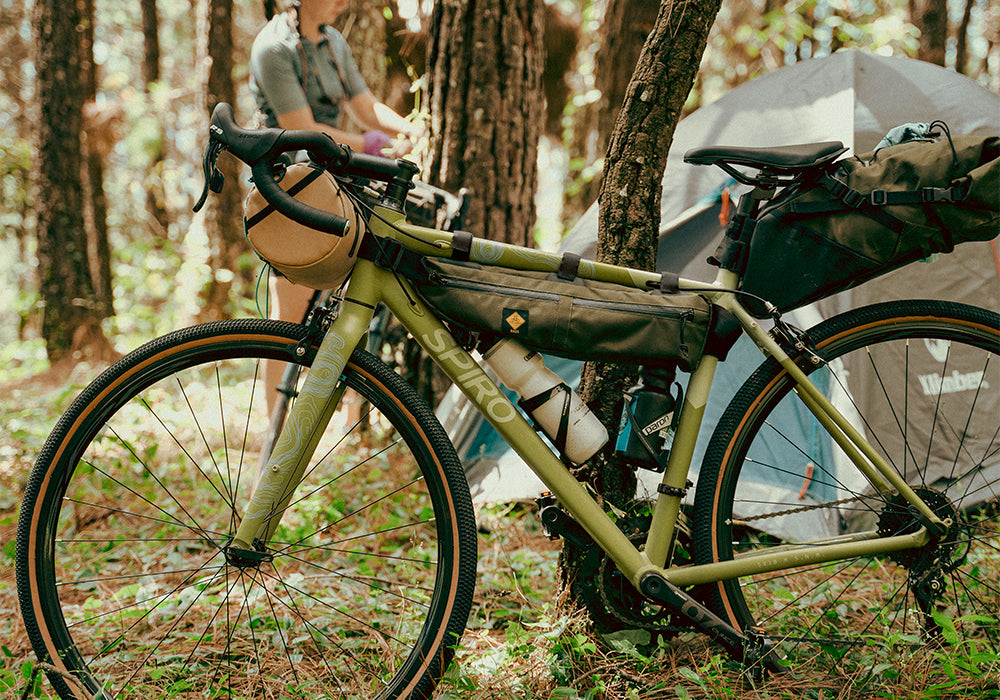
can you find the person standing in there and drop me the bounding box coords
[249,0,417,414]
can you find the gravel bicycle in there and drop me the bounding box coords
[16,103,999,699]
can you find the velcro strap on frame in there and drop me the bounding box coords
[657,272,680,294]
[356,234,428,281]
[451,230,473,261]
[557,253,581,280]
[245,166,326,230]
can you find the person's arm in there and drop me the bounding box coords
[344,91,418,139]
[272,106,368,153]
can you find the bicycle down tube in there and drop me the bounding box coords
[232,206,946,593]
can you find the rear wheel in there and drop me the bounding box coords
[17,319,477,699]
[694,301,1000,672]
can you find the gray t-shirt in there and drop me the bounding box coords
[249,14,369,128]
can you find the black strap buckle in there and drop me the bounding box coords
[922,187,960,203]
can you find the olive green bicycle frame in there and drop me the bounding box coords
[231,206,947,592]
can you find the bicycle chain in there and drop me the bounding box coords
[734,494,863,523]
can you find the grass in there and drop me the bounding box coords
[0,362,998,700]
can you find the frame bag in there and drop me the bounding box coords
[416,257,713,371]
[741,132,1000,313]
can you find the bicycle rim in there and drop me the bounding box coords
[694,301,1000,670]
[17,319,477,699]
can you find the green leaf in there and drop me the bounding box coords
[932,609,960,645]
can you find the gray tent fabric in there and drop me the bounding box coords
[436,50,1000,536]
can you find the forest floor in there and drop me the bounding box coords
[0,360,996,700]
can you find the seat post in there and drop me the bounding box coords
[711,184,776,274]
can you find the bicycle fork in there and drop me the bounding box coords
[227,288,374,555]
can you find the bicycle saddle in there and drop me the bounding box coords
[684,141,847,174]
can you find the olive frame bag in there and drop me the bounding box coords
[416,257,714,371]
[740,131,999,313]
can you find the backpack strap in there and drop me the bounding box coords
[867,184,968,205]
[820,173,967,208]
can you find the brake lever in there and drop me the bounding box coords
[193,134,226,213]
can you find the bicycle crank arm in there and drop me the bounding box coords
[639,572,784,677]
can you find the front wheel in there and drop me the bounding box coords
[16,319,477,699]
[693,301,1000,673]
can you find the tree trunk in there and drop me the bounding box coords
[561,0,722,602]
[32,0,111,364]
[425,0,545,247]
[955,0,975,75]
[199,0,246,318]
[910,0,948,66]
[141,0,171,234]
[79,0,114,319]
[563,0,659,229]
[141,0,161,86]
[343,0,390,105]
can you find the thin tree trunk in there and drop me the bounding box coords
[141,0,171,234]
[562,0,722,601]
[911,0,948,66]
[563,0,659,228]
[955,0,975,75]
[199,0,245,318]
[80,0,114,318]
[426,0,545,247]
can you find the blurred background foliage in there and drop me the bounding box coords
[0,0,995,379]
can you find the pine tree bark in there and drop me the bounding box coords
[343,0,390,104]
[32,0,110,363]
[199,0,246,318]
[425,0,545,247]
[561,0,722,603]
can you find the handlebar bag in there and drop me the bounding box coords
[741,133,999,314]
[243,162,365,289]
[416,257,713,371]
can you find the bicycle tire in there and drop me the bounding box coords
[16,319,478,699]
[693,300,1000,670]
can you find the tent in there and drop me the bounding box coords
[436,50,1000,537]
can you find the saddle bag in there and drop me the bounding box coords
[740,132,1000,313]
[416,257,713,371]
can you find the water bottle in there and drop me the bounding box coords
[615,367,679,472]
[484,338,608,464]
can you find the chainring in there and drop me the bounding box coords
[578,504,694,639]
